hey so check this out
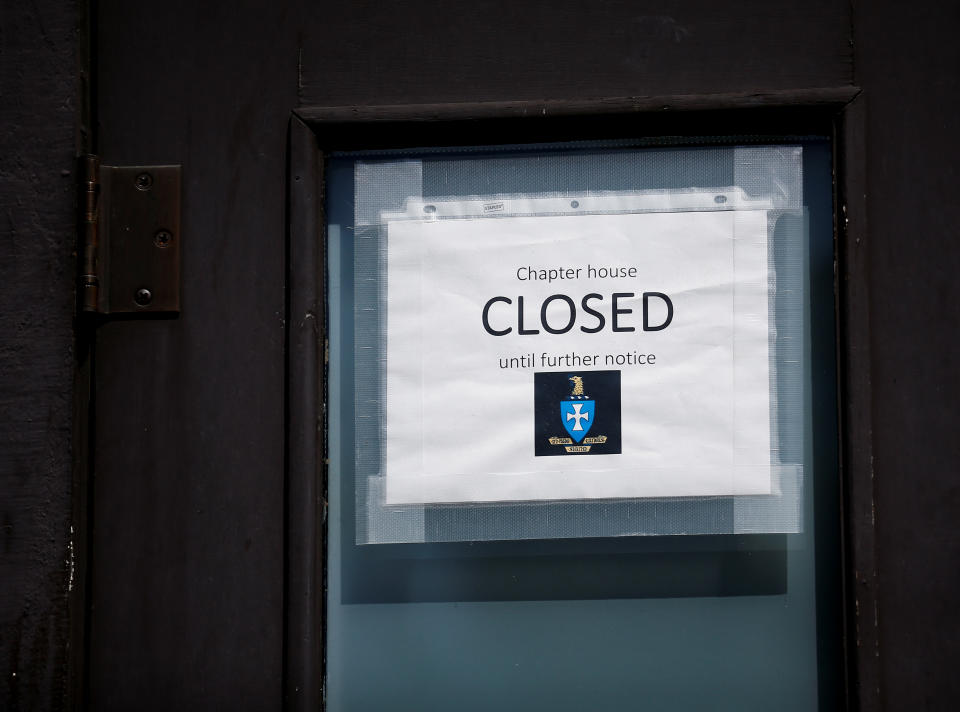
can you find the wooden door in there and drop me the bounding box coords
[86,2,869,710]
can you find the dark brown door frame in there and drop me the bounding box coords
[284,87,876,711]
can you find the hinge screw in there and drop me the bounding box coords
[154,230,173,248]
[135,173,153,191]
[134,288,153,307]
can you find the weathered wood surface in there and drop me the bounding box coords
[88,1,854,708]
[5,0,960,709]
[87,2,297,709]
[299,0,854,106]
[0,1,79,710]
[853,2,960,709]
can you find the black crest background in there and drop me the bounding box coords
[534,370,622,456]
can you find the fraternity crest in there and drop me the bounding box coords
[534,370,622,456]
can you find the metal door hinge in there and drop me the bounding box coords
[80,156,181,314]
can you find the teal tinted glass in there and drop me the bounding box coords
[325,140,840,710]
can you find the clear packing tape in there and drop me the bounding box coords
[349,144,808,544]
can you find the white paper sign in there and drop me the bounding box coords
[385,208,772,504]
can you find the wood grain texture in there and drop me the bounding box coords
[299,0,853,107]
[0,1,79,710]
[87,1,854,709]
[296,87,861,124]
[10,0,960,708]
[86,2,299,709]
[79,0,960,709]
[284,116,325,712]
[837,93,882,712]
[854,3,960,709]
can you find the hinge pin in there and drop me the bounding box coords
[80,154,101,313]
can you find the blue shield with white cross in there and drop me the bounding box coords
[561,399,595,442]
